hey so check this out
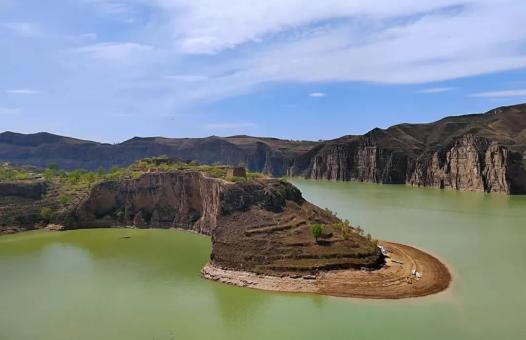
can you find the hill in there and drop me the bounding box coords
[1,103,525,193]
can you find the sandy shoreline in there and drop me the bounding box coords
[202,241,452,299]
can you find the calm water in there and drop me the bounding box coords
[1,180,525,340]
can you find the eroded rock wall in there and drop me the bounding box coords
[289,134,526,194]
[64,172,305,234]
[0,181,47,199]
[407,135,526,194]
[292,141,408,184]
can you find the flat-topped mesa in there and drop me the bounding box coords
[62,172,383,273]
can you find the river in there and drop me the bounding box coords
[1,180,525,339]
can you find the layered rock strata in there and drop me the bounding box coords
[290,134,526,194]
[0,171,451,298]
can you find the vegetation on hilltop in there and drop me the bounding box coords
[0,157,267,227]
[1,156,265,187]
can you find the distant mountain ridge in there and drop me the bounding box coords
[287,103,526,194]
[0,131,316,176]
[1,103,525,194]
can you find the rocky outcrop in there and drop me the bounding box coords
[65,172,306,235]
[0,171,383,274]
[286,103,526,194]
[0,181,47,199]
[290,134,526,194]
[0,181,52,231]
[407,135,526,194]
[66,172,223,234]
[289,137,408,183]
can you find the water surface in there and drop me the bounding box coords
[1,180,525,340]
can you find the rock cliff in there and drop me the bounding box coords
[0,172,383,274]
[290,135,408,183]
[407,135,526,194]
[288,104,526,194]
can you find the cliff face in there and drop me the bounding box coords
[291,134,526,194]
[66,172,306,235]
[287,104,526,194]
[0,181,47,199]
[408,136,507,193]
[66,172,222,234]
[0,172,382,274]
[290,138,408,184]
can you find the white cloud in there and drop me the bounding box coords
[152,0,468,54]
[417,87,453,94]
[470,89,526,98]
[82,1,139,24]
[72,42,153,62]
[6,89,41,95]
[141,0,526,104]
[83,0,131,15]
[0,107,20,115]
[309,92,326,97]
[162,74,209,82]
[14,0,526,112]
[0,22,42,37]
[205,122,256,129]
[79,33,98,41]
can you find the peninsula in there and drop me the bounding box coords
[0,158,451,299]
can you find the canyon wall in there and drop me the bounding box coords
[290,134,526,194]
[288,137,408,184]
[0,172,382,274]
[63,172,304,235]
[407,135,526,194]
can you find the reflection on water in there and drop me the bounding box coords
[1,180,525,340]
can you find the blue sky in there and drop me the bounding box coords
[1,0,526,143]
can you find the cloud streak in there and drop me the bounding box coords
[0,107,20,115]
[417,87,453,94]
[6,89,41,95]
[0,22,42,37]
[72,42,153,62]
[162,74,209,82]
[139,0,526,104]
[470,89,526,98]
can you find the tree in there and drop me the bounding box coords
[311,224,323,243]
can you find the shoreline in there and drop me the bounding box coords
[202,241,452,299]
[2,228,451,299]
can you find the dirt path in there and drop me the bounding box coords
[202,241,452,299]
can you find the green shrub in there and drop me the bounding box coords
[311,223,323,242]
[0,168,30,181]
[59,194,71,205]
[226,176,246,183]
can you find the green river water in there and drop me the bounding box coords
[1,180,525,340]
